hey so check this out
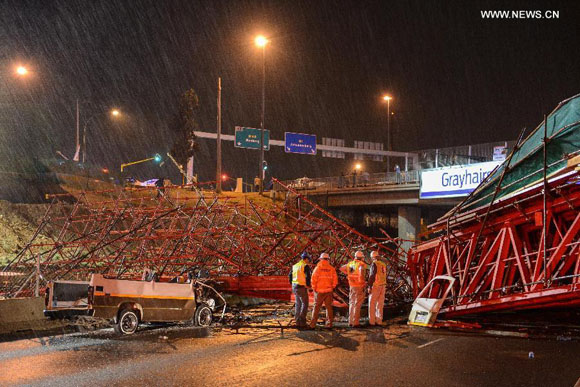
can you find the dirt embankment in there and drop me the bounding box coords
[0,181,285,266]
[0,201,51,265]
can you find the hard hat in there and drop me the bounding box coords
[370,251,380,259]
[355,250,365,259]
[301,251,311,260]
[319,252,330,260]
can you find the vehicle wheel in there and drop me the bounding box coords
[194,303,213,327]
[115,309,139,335]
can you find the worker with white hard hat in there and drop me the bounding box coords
[309,252,338,328]
[368,250,387,326]
[340,250,368,327]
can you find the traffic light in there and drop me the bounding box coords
[263,160,268,171]
[154,154,162,163]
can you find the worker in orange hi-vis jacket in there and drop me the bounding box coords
[340,250,368,328]
[309,253,338,328]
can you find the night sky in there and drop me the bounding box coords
[1,0,579,183]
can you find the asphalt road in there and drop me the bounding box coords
[1,323,579,387]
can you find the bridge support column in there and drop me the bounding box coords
[398,206,420,255]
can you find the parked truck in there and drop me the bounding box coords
[45,272,225,334]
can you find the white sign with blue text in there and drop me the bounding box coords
[420,161,501,199]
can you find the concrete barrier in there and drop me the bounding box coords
[0,297,52,334]
[0,297,44,323]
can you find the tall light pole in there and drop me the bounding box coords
[383,95,393,172]
[255,35,268,193]
[82,108,121,163]
[216,77,222,193]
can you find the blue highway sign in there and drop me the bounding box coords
[285,132,317,155]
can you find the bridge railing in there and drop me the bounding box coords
[274,170,420,192]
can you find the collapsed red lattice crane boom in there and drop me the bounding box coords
[1,181,411,308]
[408,94,580,319]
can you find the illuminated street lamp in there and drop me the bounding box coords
[352,163,362,187]
[382,94,393,172]
[255,35,268,47]
[382,95,393,151]
[82,107,121,163]
[255,34,269,193]
[15,66,28,76]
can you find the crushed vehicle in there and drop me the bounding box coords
[45,270,226,334]
[408,275,455,327]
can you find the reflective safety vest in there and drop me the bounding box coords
[373,260,387,286]
[292,260,308,286]
[347,259,367,287]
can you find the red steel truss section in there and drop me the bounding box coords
[1,181,411,307]
[408,170,580,317]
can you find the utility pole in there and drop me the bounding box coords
[216,77,222,193]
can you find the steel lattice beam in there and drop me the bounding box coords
[1,181,412,308]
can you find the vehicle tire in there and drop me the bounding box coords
[194,303,213,327]
[115,309,139,335]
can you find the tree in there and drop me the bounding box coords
[169,88,200,167]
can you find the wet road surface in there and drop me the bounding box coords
[1,323,579,386]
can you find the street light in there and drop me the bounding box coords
[255,35,268,47]
[15,66,28,76]
[255,34,269,193]
[82,107,121,163]
[382,94,393,172]
[382,95,393,150]
[352,163,362,188]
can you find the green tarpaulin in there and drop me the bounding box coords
[457,93,580,213]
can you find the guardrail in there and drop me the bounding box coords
[274,170,420,192]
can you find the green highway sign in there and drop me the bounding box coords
[234,126,270,150]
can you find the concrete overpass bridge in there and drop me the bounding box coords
[276,172,462,251]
